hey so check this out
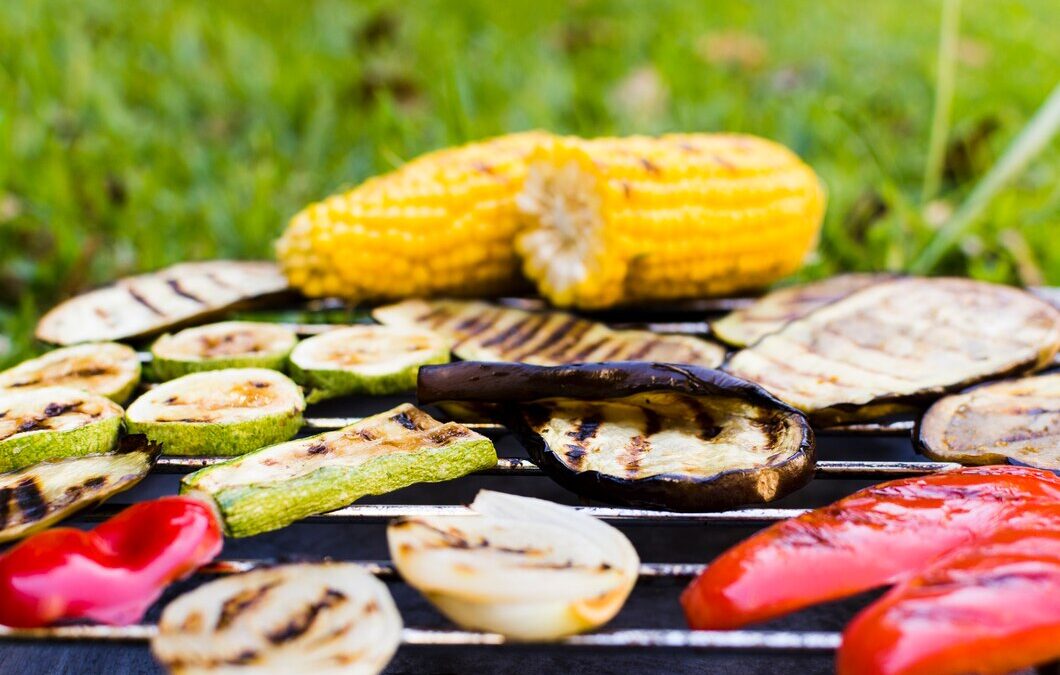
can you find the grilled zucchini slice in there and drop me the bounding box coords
[0,342,141,404]
[711,273,891,347]
[0,387,123,472]
[288,325,450,402]
[152,563,401,675]
[389,490,639,641]
[150,321,297,381]
[419,362,814,511]
[125,369,304,457]
[0,435,160,543]
[36,260,290,346]
[917,372,1060,469]
[181,403,496,537]
[725,278,1060,424]
[373,298,725,366]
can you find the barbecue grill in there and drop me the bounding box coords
[0,295,1054,675]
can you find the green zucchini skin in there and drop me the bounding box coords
[149,352,291,382]
[289,351,449,403]
[0,414,122,473]
[126,410,304,457]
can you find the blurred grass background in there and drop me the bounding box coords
[0,0,1058,364]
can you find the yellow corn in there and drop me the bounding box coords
[515,134,826,308]
[276,131,551,300]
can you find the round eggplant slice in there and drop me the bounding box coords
[152,563,401,675]
[288,325,450,402]
[388,490,638,641]
[0,386,123,472]
[0,435,160,543]
[725,278,1060,424]
[150,321,297,381]
[917,372,1060,470]
[0,342,141,404]
[418,362,815,511]
[125,368,305,456]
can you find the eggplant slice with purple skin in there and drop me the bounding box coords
[418,361,815,511]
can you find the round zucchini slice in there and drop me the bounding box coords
[288,325,450,402]
[152,563,401,675]
[0,386,124,472]
[150,321,298,381]
[125,368,305,456]
[0,342,141,404]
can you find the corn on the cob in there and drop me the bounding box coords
[276,132,551,300]
[515,134,826,308]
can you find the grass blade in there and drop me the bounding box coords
[920,0,961,203]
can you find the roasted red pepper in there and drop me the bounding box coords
[681,466,1060,630]
[0,496,222,627]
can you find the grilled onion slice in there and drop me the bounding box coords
[0,435,160,543]
[725,278,1060,424]
[917,372,1060,470]
[36,261,291,346]
[0,343,142,404]
[388,490,638,640]
[419,362,814,511]
[288,325,450,402]
[151,322,297,381]
[152,563,401,675]
[125,369,304,456]
[373,298,725,367]
[0,386,123,472]
[711,273,890,347]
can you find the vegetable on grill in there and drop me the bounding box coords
[125,369,305,456]
[0,342,142,404]
[181,404,496,537]
[917,372,1060,470]
[680,465,1060,630]
[418,362,814,511]
[725,278,1060,424]
[276,132,550,300]
[711,273,890,347]
[150,321,297,381]
[0,496,222,628]
[388,490,638,640]
[515,134,825,308]
[373,299,725,367]
[0,387,123,472]
[0,435,160,543]
[288,325,450,402]
[152,562,402,675]
[36,261,291,346]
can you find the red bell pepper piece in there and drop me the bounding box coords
[838,509,1060,675]
[0,496,222,628]
[682,466,1060,630]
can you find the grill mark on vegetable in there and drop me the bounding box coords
[625,338,662,360]
[204,272,234,290]
[84,476,106,488]
[618,435,650,475]
[0,487,10,528]
[216,581,281,630]
[500,314,551,353]
[564,443,588,468]
[642,408,663,437]
[165,279,205,305]
[427,426,468,445]
[683,397,723,440]
[452,310,501,345]
[266,589,348,644]
[567,416,602,442]
[598,341,631,361]
[479,316,534,349]
[517,316,580,361]
[6,366,112,388]
[13,478,46,523]
[390,411,419,430]
[571,337,611,361]
[306,442,330,455]
[541,320,594,361]
[125,286,166,317]
[415,306,453,327]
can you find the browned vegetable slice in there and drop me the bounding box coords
[373,299,725,367]
[419,361,814,511]
[917,372,1060,469]
[725,278,1060,424]
[711,273,892,347]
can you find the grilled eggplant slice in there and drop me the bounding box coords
[0,435,160,543]
[419,362,814,511]
[725,278,1060,424]
[711,273,891,347]
[288,325,450,402]
[917,372,1060,469]
[373,299,725,366]
[181,404,496,537]
[150,321,297,381]
[0,342,141,404]
[152,562,401,675]
[36,261,290,346]
[388,490,638,641]
[125,369,304,457]
[0,387,123,472]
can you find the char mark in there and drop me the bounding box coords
[266,589,348,644]
[538,318,593,360]
[570,337,610,362]
[83,476,107,489]
[564,443,588,468]
[390,411,419,431]
[619,435,650,476]
[204,272,234,290]
[642,408,663,437]
[0,487,10,528]
[166,279,205,305]
[415,306,452,328]
[306,442,330,455]
[125,286,166,317]
[499,314,551,352]
[216,581,281,630]
[567,416,602,443]
[452,311,500,345]
[13,478,46,523]
[478,316,536,349]
[683,398,722,441]
[625,338,662,361]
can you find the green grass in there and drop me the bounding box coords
[1,0,1058,366]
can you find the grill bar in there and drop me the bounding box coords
[197,559,705,579]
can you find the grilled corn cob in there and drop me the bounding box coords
[515,134,826,308]
[276,132,551,300]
